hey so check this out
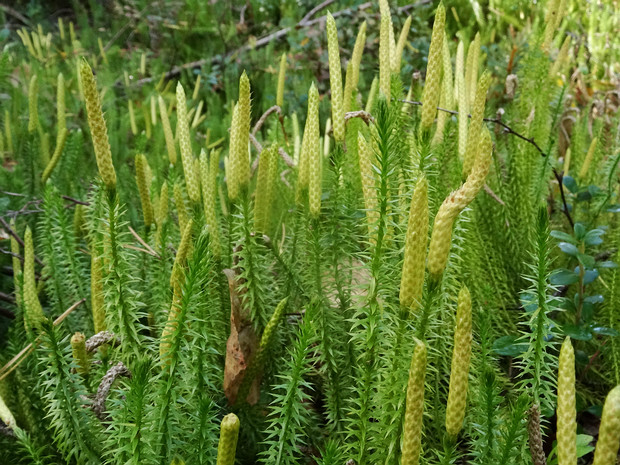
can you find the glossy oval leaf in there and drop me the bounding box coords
[550,269,579,286]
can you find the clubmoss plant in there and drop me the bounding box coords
[445,286,472,437]
[228,73,251,201]
[400,177,429,311]
[276,52,286,109]
[135,153,154,227]
[80,59,117,190]
[23,227,45,336]
[326,13,344,143]
[401,339,427,465]
[0,5,618,465]
[556,337,576,465]
[592,385,620,465]
[176,83,200,203]
[217,414,240,465]
[420,2,446,133]
[379,14,391,102]
[158,95,178,165]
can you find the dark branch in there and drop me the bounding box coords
[400,99,547,156]
[399,99,575,228]
[0,217,44,267]
[94,362,131,421]
[552,169,575,229]
[62,195,90,206]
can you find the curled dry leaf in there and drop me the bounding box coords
[223,268,260,405]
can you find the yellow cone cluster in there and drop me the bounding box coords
[71,332,89,375]
[393,16,412,74]
[420,2,446,132]
[366,76,379,113]
[239,297,289,403]
[344,21,367,113]
[276,53,286,109]
[160,284,183,361]
[592,385,620,465]
[379,13,391,102]
[542,0,565,52]
[135,153,154,227]
[399,177,429,311]
[0,392,16,430]
[445,286,472,437]
[432,34,454,146]
[170,219,193,289]
[357,134,378,241]
[308,86,322,217]
[200,149,222,258]
[160,220,193,360]
[57,72,66,135]
[427,128,492,279]
[254,144,278,233]
[578,137,598,181]
[74,204,85,239]
[379,0,396,71]
[176,83,200,204]
[557,337,576,465]
[80,59,117,190]
[216,413,240,465]
[455,41,468,158]
[550,36,572,78]
[41,127,68,184]
[23,226,45,336]
[28,74,39,134]
[158,95,177,165]
[326,13,345,143]
[462,71,492,178]
[465,33,480,106]
[401,339,427,465]
[228,72,251,200]
[297,83,320,210]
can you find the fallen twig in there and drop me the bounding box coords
[0,299,86,382]
[128,1,429,87]
[252,105,282,136]
[400,99,547,157]
[128,226,161,259]
[0,3,31,26]
[62,195,90,206]
[93,362,131,420]
[345,110,375,126]
[85,331,119,353]
[298,0,338,25]
[0,216,44,267]
[249,134,295,175]
[0,291,15,305]
[123,244,160,257]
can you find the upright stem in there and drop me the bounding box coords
[415,280,439,341]
[575,242,585,324]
